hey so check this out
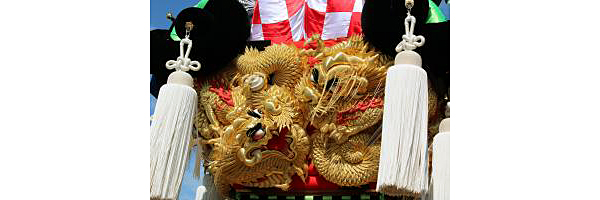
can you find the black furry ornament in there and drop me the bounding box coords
[150,29,178,97]
[362,0,449,99]
[150,0,250,96]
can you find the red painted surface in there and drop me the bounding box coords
[336,98,383,125]
[308,163,318,176]
[265,128,290,154]
[307,56,321,66]
[209,87,234,107]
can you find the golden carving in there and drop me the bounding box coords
[196,81,309,198]
[192,35,443,195]
[310,125,381,186]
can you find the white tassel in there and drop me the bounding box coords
[425,102,449,200]
[150,28,202,200]
[199,173,221,200]
[377,11,429,197]
[430,129,449,200]
[378,62,429,196]
[150,71,198,200]
[195,186,207,200]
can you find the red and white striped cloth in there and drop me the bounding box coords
[250,0,364,44]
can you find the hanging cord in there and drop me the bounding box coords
[405,0,413,13]
[166,0,174,22]
[166,22,201,72]
[166,12,175,22]
[395,0,425,52]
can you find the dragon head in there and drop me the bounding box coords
[295,36,392,123]
[209,82,309,191]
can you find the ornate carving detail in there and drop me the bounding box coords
[310,126,381,186]
[192,35,442,196]
[196,81,309,198]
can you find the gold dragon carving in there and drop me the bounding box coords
[193,35,441,197]
[194,69,310,198]
[294,35,391,186]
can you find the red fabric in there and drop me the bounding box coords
[261,20,293,44]
[304,4,326,38]
[290,37,348,50]
[232,160,375,190]
[286,0,304,17]
[250,0,364,43]
[369,182,376,189]
[305,174,339,189]
[348,12,362,37]
[289,173,339,190]
[325,0,355,12]
[232,184,244,189]
[252,2,262,24]
[308,163,318,176]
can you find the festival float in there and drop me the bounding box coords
[150,0,450,199]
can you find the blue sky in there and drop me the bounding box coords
[178,147,203,200]
[151,1,449,199]
[151,0,199,30]
[150,65,202,200]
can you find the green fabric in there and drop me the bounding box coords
[341,196,351,200]
[286,196,296,200]
[170,28,181,41]
[250,194,260,199]
[169,0,209,41]
[426,0,447,24]
[195,0,209,8]
[305,196,313,200]
[323,196,332,200]
[360,194,370,200]
[268,196,277,200]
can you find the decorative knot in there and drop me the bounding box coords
[165,28,201,72]
[395,15,425,52]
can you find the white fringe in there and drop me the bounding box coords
[377,64,429,196]
[430,132,450,200]
[199,172,221,200]
[195,186,207,200]
[150,83,198,200]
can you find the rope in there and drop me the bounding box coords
[166,26,201,72]
[395,15,425,52]
[395,0,425,53]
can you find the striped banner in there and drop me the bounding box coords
[250,0,364,44]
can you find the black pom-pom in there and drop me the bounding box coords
[150,29,179,97]
[174,7,215,41]
[361,0,449,99]
[150,0,251,94]
[177,0,251,77]
[361,0,429,58]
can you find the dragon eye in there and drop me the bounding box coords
[246,123,265,140]
[268,73,275,85]
[325,78,339,91]
[252,129,265,141]
[247,109,262,118]
[310,68,319,83]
